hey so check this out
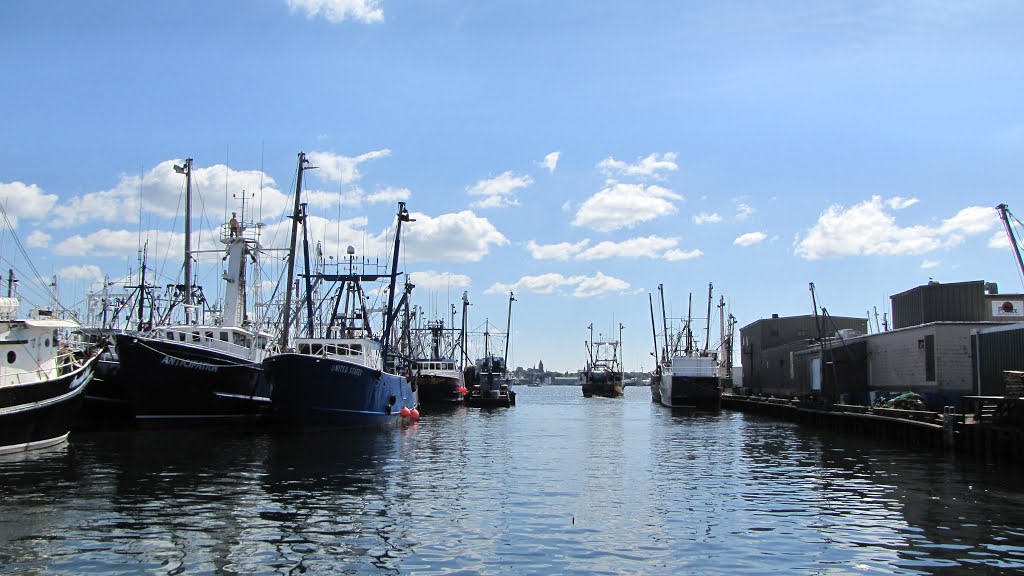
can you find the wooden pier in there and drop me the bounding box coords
[722,394,1024,463]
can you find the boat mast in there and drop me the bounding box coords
[460,291,470,370]
[380,202,414,366]
[648,293,659,369]
[703,282,713,355]
[279,152,311,350]
[174,158,193,324]
[503,291,515,367]
[996,203,1024,284]
[658,284,669,363]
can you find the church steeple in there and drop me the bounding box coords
[538,359,544,372]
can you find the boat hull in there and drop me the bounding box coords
[264,353,417,428]
[414,373,464,405]
[464,371,515,408]
[114,334,271,422]
[582,371,624,398]
[0,353,98,454]
[658,373,722,410]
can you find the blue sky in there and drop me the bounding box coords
[2,0,1024,372]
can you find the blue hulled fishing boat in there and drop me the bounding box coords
[263,152,417,428]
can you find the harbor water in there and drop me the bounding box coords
[2,386,1023,575]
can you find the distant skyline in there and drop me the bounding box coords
[2,1,1024,372]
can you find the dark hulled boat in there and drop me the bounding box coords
[0,301,102,454]
[263,154,417,428]
[581,323,624,398]
[111,157,275,423]
[464,291,516,408]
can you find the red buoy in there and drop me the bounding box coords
[410,409,420,420]
[400,406,411,418]
[459,387,468,394]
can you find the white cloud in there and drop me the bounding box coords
[664,248,703,261]
[408,270,471,292]
[366,186,411,204]
[734,232,768,246]
[55,229,170,257]
[308,149,390,184]
[466,171,534,209]
[26,230,51,248]
[577,236,679,260]
[484,272,631,298]
[541,151,560,174]
[920,259,940,269]
[988,231,1010,249]
[572,183,682,232]
[597,152,678,180]
[887,196,920,210]
[402,211,509,262]
[0,181,58,228]
[735,203,755,221]
[50,160,290,228]
[574,272,631,298]
[57,264,103,285]
[304,188,364,209]
[693,212,722,225]
[286,0,384,23]
[526,239,590,261]
[794,196,998,260]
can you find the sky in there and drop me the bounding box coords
[2,0,1024,373]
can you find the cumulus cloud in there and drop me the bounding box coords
[577,236,679,260]
[664,248,703,261]
[526,239,590,261]
[794,196,998,260]
[286,0,384,23]
[50,160,290,228]
[597,152,678,180]
[466,171,534,209]
[694,212,722,225]
[572,183,682,232]
[402,211,508,262]
[541,151,560,174]
[988,231,1010,249]
[0,182,58,228]
[887,196,920,210]
[309,149,390,185]
[734,232,767,247]
[366,186,411,204]
[26,230,51,248]
[408,270,472,292]
[54,229,172,257]
[57,264,104,285]
[485,272,631,298]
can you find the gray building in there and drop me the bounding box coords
[739,314,868,397]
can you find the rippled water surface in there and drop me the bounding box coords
[3,386,1024,574]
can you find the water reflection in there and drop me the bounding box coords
[0,387,1022,575]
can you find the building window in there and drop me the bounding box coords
[795,329,808,337]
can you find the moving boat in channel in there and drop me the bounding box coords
[262,152,418,428]
[581,322,624,398]
[464,291,516,408]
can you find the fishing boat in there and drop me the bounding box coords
[113,157,275,422]
[649,283,732,411]
[581,323,624,398]
[464,292,516,408]
[0,291,102,454]
[407,292,469,405]
[262,152,418,428]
